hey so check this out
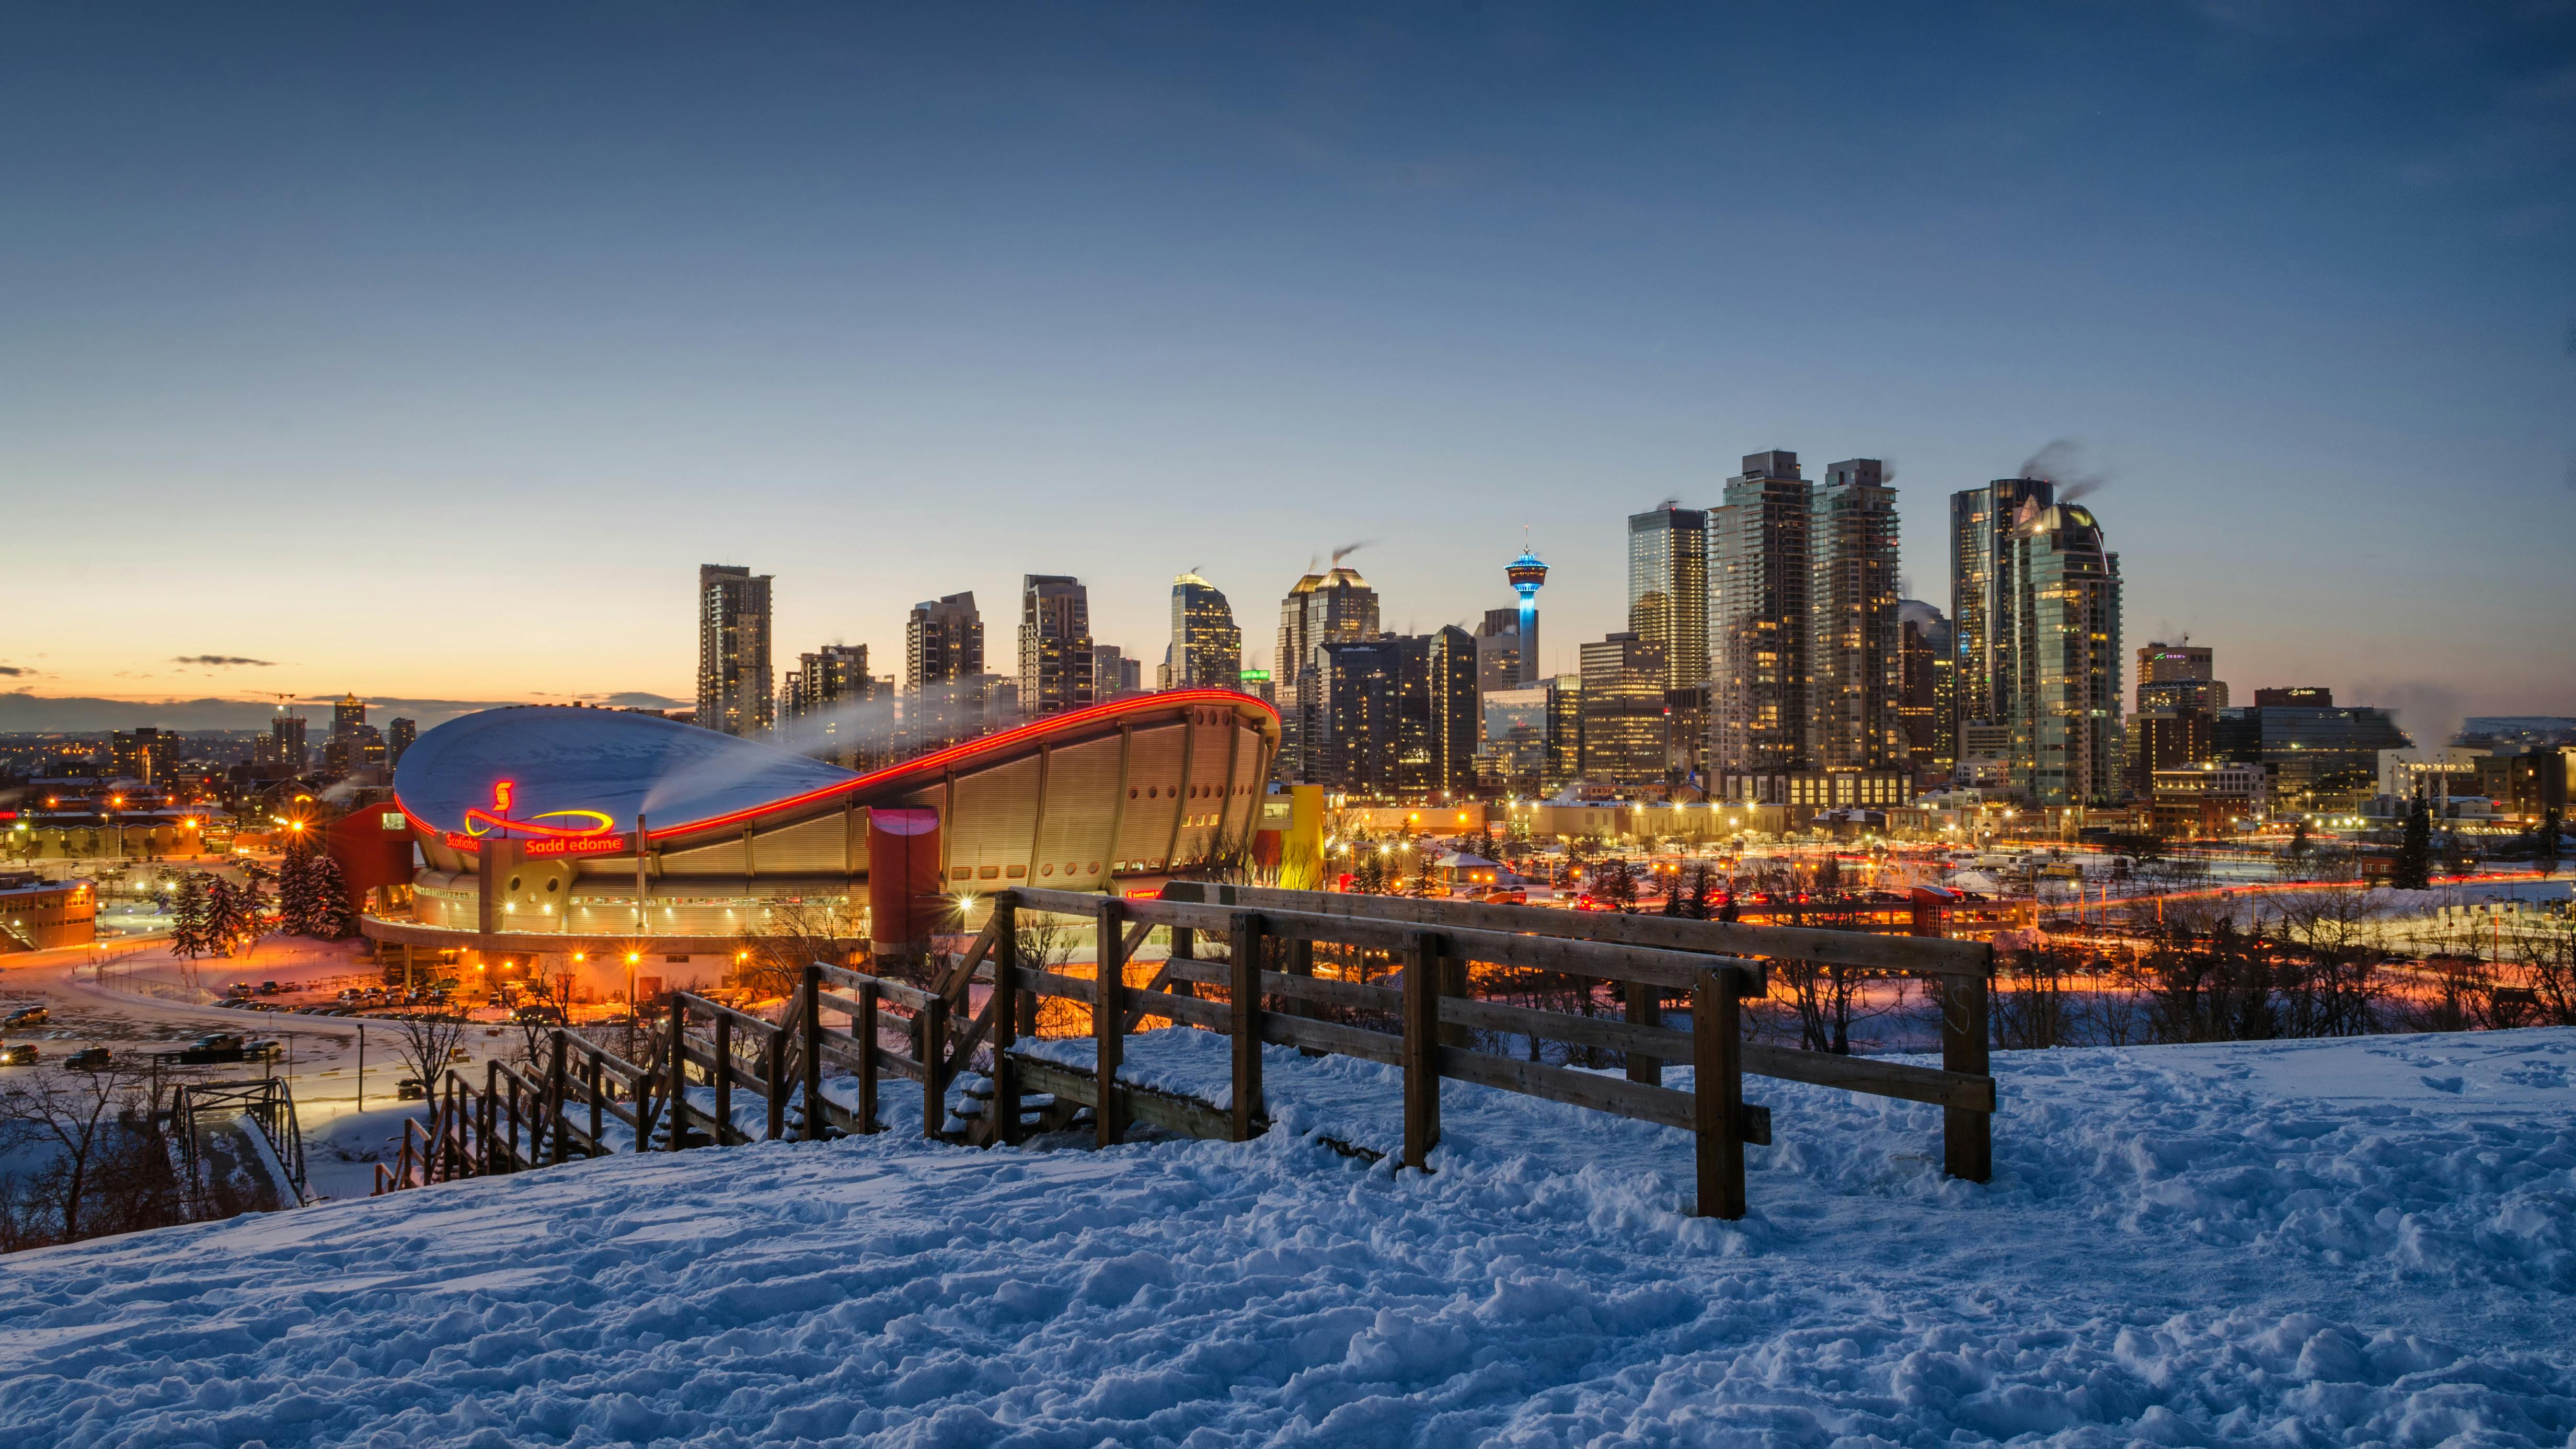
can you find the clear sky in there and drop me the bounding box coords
[3,3,2570,737]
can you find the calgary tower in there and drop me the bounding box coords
[1505,539,1548,683]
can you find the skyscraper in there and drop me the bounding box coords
[1092,644,1143,697]
[1710,450,1812,780]
[905,592,982,693]
[1164,571,1242,689]
[1579,632,1671,791]
[780,643,875,766]
[1897,601,1954,788]
[1318,637,1405,796]
[2003,501,2124,806]
[1948,477,2055,754]
[1626,505,1708,689]
[1019,575,1096,716]
[697,564,775,738]
[2135,641,2227,714]
[265,711,308,776]
[332,693,366,741]
[1402,626,1479,800]
[1808,459,1902,773]
[387,717,417,767]
[1505,547,1548,683]
[1275,566,1381,782]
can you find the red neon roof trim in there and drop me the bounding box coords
[389,689,1274,847]
[649,688,1275,840]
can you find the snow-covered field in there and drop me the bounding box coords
[2,1028,2570,1447]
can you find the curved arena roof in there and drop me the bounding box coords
[393,690,1280,846]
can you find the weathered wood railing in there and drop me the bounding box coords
[375,884,1993,1222]
[1165,882,1999,1181]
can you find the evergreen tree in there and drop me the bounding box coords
[1661,868,1684,916]
[2390,796,2434,891]
[307,854,358,937]
[169,873,212,960]
[277,834,326,937]
[1687,863,1715,921]
[203,878,245,956]
[2536,807,2564,880]
[2287,820,2310,860]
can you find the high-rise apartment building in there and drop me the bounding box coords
[1403,627,1479,800]
[697,565,775,738]
[1275,566,1381,782]
[1808,459,1902,773]
[1317,638,1406,797]
[1626,505,1708,689]
[780,644,876,766]
[1018,575,1096,716]
[388,718,417,767]
[2002,502,2125,806]
[1092,645,1143,698]
[905,592,982,693]
[1473,607,1522,712]
[1897,601,1956,788]
[1710,450,1811,780]
[1948,478,2055,754]
[1163,572,1242,690]
[1579,632,1671,791]
[260,711,308,776]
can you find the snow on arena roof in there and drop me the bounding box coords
[391,705,857,837]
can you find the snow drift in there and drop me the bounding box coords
[2,1029,2570,1447]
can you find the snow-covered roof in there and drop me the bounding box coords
[392,706,856,836]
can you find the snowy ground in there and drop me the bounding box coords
[1,1028,2570,1447]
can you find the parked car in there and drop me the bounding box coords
[243,1040,283,1062]
[189,1032,245,1052]
[511,1004,564,1025]
[66,1046,111,1071]
[0,1043,38,1065]
[337,988,362,1003]
[258,981,281,995]
[396,1077,429,1101]
[4,1006,49,1028]
[227,983,254,997]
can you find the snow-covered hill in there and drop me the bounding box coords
[4,1029,2571,1447]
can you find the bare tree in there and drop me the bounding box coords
[0,1058,175,1248]
[735,896,858,1002]
[385,1009,474,1096]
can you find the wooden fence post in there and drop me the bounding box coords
[478,1061,498,1175]
[1401,929,1441,1172]
[801,963,824,1142]
[1940,963,1992,1182]
[665,995,688,1152]
[993,895,1021,1146]
[1692,967,1746,1220]
[547,1032,569,1165]
[1229,913,1264,1141]
[857,981,881,1133]
[763,1023,786,1142]
[1624,981,1661,1086]
[1095,898,1126,1147]
[922,988,948,1139]
[588,1055,603,1155]
[712,1011,733,1146]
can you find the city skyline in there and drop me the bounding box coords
[3,6,2570,733]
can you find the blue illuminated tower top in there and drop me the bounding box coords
[1505,542,1547,683]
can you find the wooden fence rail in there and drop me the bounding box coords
[380,884,1991,1223]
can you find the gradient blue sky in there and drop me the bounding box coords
[3,3,2570,734]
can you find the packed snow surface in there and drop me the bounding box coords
[4,1029,2572,1447]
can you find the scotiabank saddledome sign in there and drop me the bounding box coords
[439,781,630,856]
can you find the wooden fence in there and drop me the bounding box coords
[376,885,1994,1222]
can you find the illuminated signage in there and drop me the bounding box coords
[462,779,617,840]
[525,834,631,857]
[381,811,406,830]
